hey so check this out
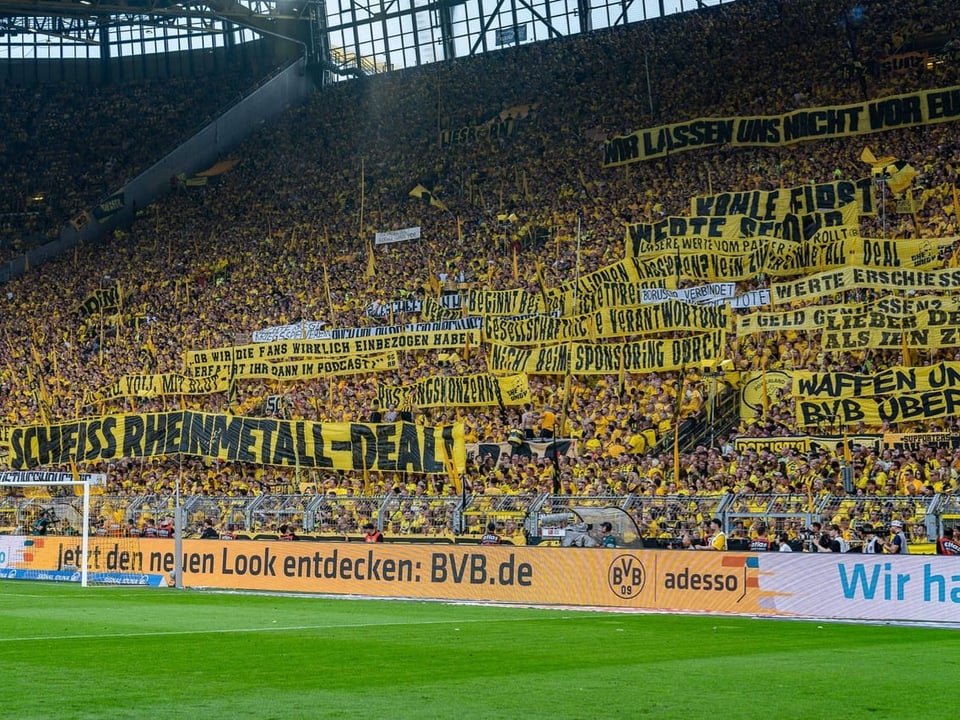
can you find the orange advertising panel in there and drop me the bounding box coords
[10,537,960,622]
[8,537,769,613]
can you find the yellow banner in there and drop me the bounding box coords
[550,257,652,302]
[883,431,956,449]
[797,389,960,428]
[739,370,791,419]
[8,412,466,474]
[822,325,960,351]
[628,234,798,257]
[772,265,960,305]
[593,303,729,338]
[738,295,958,335]
[440,117,516,148]
[733,434,881,454]
[482,302,728,345]
[691,177,877,217]
[13,537,959,619]
[792,362,960,400]
[548,278,674,315]
[421,296,459,322]
[78,284,122,317]
[464,288,545,316]
[738,301,850,335]
[626,204,859,249]
[603,85,960,166]
[378,373,530,409]
[488,331,725,375]
[188,353,399,382]
[628,227,947,276]
[83,373,230,405]
[482,314,592,345]
[186,330,481,367]
[622,232,947,281]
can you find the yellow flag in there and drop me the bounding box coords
[365,240,376,278]
[442,442,462,495]
[672,415,681,483]
[760,359,771,414]
[534,259,549,307]
[322,264,335,315]
[361,449,370,494]
[426,255,442,298]
[859,146,895,167]
[617,349,626,395]
[885,161,917,195]
[409,184,448,212]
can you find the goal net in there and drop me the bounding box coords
[0,470,166,587]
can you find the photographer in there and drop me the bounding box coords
[32,509,55,536]
[816,524,849,553]
[198,518,219,539]
[860,525,883,554]
[802,522,828,553]
[882,519,909,555]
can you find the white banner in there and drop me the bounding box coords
[331,317,482,339]
[375,226,422,246]
[0,471,106,485]
[640,283,736,305]
[731,289,771,309]
[365,295,462,319]
[252,321,330,343]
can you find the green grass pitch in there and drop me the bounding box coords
[1,580,956,720]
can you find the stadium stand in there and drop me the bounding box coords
[1,0,960,551]
[0,73,258,260]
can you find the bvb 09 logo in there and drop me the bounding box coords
[607,554,645,599]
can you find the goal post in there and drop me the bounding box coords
[3,470,169,587]
[1,470,170,587]
[0,470,99,585]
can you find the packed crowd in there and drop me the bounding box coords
[2,0,960,544]
[0,72,257,257]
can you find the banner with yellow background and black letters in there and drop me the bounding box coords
[7,412,466,474]
[603,85,960,166]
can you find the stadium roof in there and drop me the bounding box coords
[0,0,722,72]
[0,0,286,21]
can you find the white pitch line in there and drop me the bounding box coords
[0,615,551,643]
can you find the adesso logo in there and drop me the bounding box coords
[607,554,646,599]
[661,555,760,603]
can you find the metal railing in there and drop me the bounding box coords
[1,490,950,546]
